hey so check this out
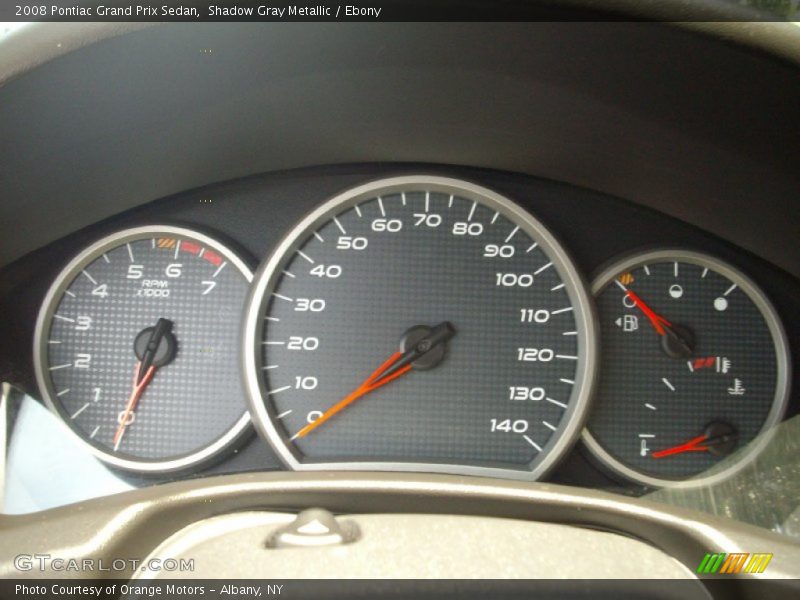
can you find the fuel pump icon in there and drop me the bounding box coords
[615,315,639,332]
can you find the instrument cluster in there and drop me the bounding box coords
[6,166,796,492]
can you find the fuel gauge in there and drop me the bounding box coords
[583,249,790,488]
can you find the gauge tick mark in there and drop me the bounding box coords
[523,435,542,452]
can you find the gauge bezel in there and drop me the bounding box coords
[582,248,791,489]
[33,225,254,474]
[243,175,599,481]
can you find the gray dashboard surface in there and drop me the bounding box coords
[0,22,799,278]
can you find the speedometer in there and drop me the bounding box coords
[243,176,597,480]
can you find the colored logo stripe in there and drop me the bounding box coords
[745,554,773,574]
[720,553,749,574]
[697,553,726,574]
[697,552,772,574]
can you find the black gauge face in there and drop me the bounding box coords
[34,226,253,473]
[584,250,790,487]
[244,176,597,480]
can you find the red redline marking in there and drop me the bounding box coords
[203,250,222,266]
[693,357,716,371]
[182,241,201,255]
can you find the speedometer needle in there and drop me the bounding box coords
[292,321,456,440]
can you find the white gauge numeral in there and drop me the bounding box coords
[287,336,319,351]
[127,264,144,279]
[309,264,342,278]
[295,298,326,312]
[496,273,533,287]
[201,280,216,295]
[91,284,109,298]
[509,386,545,401]
[490,418,529,433]
[414,213,442,227]
[306,410,323,423]
[517,348,554,362]
[294,376,318,390]
[165,263,183,278]
[484,244,515,258]
[92,387,102,402]
[520,308,550,323]
[74,353,92,369]
[371,218,403,232]
[453,222,483,236]
[336,236,368,250]
[75,315,92,331]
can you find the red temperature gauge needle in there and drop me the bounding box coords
[651,422,737,459]
[113,362,157,449]
[625,290,672,335]
[651,434,709,459]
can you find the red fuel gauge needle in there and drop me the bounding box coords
[625,289,671,335]
[624,289,694,358]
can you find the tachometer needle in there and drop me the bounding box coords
[113,318,174,449]
[113,362,157,449]
[292,321,456,440]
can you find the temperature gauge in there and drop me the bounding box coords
[583,249,790,487]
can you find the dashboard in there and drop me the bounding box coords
[3,163,798,503]
[0,16,799,588]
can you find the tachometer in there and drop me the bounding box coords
[243,176,597,480]
[583,249,790,487]
[34,225,253,473]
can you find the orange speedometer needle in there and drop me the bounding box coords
[625,290,672,336]
[293,321,456,440]
[113,362,157,448]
